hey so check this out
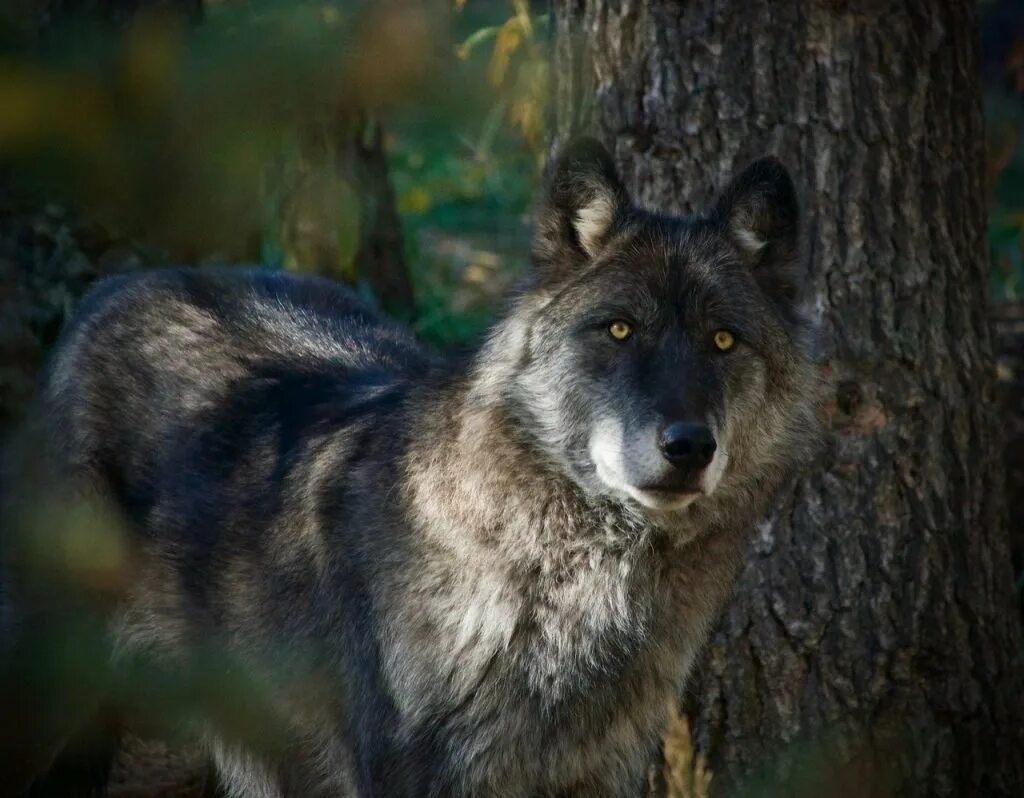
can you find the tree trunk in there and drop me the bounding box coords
[284,117,416,317]
[348,118,416,317]
[552,1,1024,795]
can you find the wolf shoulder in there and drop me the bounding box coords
[44,266,440,430]
[41,267,437,490]
[48,267,431,390]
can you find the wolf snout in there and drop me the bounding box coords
[658,422,717,470]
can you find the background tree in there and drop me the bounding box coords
[551,0,1024,794]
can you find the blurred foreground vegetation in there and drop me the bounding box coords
[0,0,547,349]
[0,1,1022,796]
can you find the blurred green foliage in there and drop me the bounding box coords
[988,91,1024,299]
[0,0,552,350]
[1,1,429,248]
[391,0,547,345]
[983,0,1024,299]
[0,0,547,348]
[0,1,1022,795]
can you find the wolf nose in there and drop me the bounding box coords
[659,422,717,470]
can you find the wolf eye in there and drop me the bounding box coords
[713,330,736,352]
[608,320,633,341]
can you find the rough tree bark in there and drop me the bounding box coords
[552,1,1024,795]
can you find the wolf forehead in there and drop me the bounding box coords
[528,137,804,336]
[571,215,757,293]
[534,217,787,340]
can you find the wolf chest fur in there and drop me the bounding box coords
[41,138,819,796]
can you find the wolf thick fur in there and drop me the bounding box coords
[40,139,818,796]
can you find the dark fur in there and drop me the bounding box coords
[32,139,819,796]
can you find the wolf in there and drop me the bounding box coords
[31,138,818,796]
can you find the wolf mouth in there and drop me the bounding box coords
[622,484,704,511]
[592,453,711,512]
[637,485,703,497]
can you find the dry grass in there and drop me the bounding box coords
[649,704,713,798]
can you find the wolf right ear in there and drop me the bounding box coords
[532,137,629,283]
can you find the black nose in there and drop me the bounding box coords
[659,422,717,469]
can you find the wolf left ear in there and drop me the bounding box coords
[532,137,629,283]
[711,157,802,303]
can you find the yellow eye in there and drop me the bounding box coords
[713,330,736,351]
[608,320,633,341]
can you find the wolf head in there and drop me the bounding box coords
[478,138,817,514]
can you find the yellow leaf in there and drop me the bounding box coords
[321,5,341,26]
[398,186,432,215]
[512,0,532,37]
[488,18,523,87]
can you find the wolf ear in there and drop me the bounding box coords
[712,157,802,303]
[532,137,629,282]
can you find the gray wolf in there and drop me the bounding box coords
[28,138,819,796]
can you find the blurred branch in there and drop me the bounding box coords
[347,118,415,314]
